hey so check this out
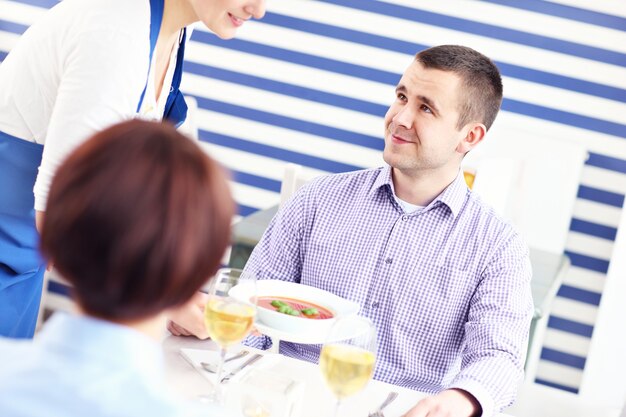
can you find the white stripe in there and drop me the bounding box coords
[199,142,308,182]
[562,266,606,293]
[180,73,382,137]
[43,293,76,314]
[580,166,626,195]
[494,112,626,158]
[0,30,20,51]
[185,41,394,105]
[224,20,413,74]
[546,0,626,18]
[571,199,623,229]
[542,328,591,357]
[383,0,626,54]
[565,232,615,260]
[0,0,47,26]
[550,297,598,325]
[262,0,626,89]
[230,182,279,210]
[503,76,626,126]
[535,360,584,388]
[192,107,384,169]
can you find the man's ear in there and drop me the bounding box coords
[457,123,486,154]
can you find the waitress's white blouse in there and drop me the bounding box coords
[0,0,180,211]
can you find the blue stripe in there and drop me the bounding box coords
[198,129,362,174]
[47,280,72,297]
[540,347,587,370]
[9,0,58,8]
[498,64,626,103]
[188,94,384,152]
[565,250,611,274]
[503,99,626,140]
[570,218,617,241]
[237,204,258,217]
[586,152,626,174]
[535,378,579,394]
[557,284,602,306]
[577,185,625,207]
[315,0,626,67]
[183,62,388,117]
[548,316,594,338]
[190,32,401,86]
[0,51,7,62]
[231,169,281,193]
[0,18,28,35]
[480,0,626,31]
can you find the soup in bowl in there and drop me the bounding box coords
[230,279,359,334]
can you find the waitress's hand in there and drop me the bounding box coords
[166,291,209,339]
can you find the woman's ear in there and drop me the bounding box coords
[457,123,486,154]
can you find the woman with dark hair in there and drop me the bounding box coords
[0,119,235,416]
[0,0,265,339]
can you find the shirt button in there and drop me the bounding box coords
[372,302,380,309]
[402,215,408,221]
[385,258,393,264]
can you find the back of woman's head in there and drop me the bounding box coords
[40,120,235,322]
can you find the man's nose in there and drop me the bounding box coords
[393,106,414,129]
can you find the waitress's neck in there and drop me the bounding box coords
[161,0,198,38]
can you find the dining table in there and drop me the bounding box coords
[162,335,516,417]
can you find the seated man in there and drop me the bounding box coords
[245,45,533,417]
[0,120,235,417]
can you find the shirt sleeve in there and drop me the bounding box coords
[242,184,313,351]
[34,29,148,211]
[448,230,534,417]
[243,184,314,283]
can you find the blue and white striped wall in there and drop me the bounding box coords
[1,0,625,395]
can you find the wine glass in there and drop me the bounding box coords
[319,315,377,417]
[203,268,257,403]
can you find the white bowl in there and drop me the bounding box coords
[229,280,359,335]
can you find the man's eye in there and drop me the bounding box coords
[397,93,407,101]
[420,104,432,114]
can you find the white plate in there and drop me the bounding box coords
[230,280,360,344]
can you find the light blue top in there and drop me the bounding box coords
[0,313,217,417]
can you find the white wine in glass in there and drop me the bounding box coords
[203,268,257,403]
[320,315,377,417]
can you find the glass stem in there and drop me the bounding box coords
[332,399,341,417]
[213,347,228,401]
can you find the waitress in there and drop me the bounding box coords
[0,0,265,338]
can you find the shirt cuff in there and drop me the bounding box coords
[448,377,495,417]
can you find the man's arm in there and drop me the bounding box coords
[405,232,533,417]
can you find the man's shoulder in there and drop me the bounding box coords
[464,191,524,241]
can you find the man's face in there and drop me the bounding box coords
[383,60,469,177]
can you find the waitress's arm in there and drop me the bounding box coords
[33,29,147,213]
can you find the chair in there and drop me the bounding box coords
[464,126,588,383]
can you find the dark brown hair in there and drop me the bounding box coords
[40,120,235,322]
[416,45,503,130]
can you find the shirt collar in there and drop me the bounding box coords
[370,165,468,218]
[37,312,164,379]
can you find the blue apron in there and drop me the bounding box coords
[0,0,187,339]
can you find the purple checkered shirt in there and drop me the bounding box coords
[244,166,533,417]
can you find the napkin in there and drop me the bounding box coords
[180,347,279,384]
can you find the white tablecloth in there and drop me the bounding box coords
[162,336,514,417]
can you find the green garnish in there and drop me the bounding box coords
[301,307,318,316]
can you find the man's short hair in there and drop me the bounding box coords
[416,45,503,130]
[41,120,235,322]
